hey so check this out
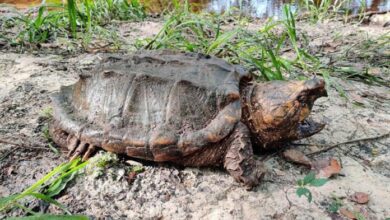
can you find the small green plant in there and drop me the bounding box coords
[303,0,332,22]
[283,5,320,71]
[85,151,118,177]
[0,158,88,217]
[8,214,88,219]
[41,124,60,155]
[77,0,146,27]
[301,0,372,23]
[14,5,68,44]
[40,107,53,119]
[328,196,343,213]
[296,172,328,203]
[131,165,144,173]
[3,0,146,47]
[354,211,366,220]
[67,0,78,37]
[142,1,234,55]
[142,3,320,81]
[327,33,390,88]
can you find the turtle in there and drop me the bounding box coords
[49,50,327,187]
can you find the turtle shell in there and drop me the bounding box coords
[51,50,249,161]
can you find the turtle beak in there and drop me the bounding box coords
[296,117,325,139]
[304,78,328,98]
[295,78,327,139]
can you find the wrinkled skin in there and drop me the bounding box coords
[242,78,327,148]
[49,51,326,187]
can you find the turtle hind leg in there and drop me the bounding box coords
[68,141,96,161]
[224,122,266,188]
[49,123,97,161]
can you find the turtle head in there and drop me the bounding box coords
[244,78,327,147]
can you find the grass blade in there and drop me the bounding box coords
[206,29,237,54]
[67,0,78,37]
[25,193,71,214]
[8,215,89,220]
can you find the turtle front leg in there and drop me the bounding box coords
[224,122,266,188]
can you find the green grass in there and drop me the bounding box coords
[12,4,68,44]
[0,158,88,217]
[77,0,146,26]
[1,0,145,46]
[68,0,78,37]
[140,3,321,81]
[301,0,368,23]
[8,215,89,220]
[2,0,384,88]
[330,32,390,88]
[141,2,232,54]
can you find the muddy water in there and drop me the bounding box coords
[0,0,389,18]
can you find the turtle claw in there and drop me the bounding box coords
[82,145,96,161]
[67,136,79,157]
[66,137,96,161]
[69,141,87,161]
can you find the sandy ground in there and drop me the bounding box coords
[0,18,389,219]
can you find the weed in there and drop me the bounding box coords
[354,211,366,220]
[296,172,328,203]
[8,214,89,219]
[3,0,145,47]
[328,195,343,213]
[41,125,60,155]
[142,2,230,54]
[131,165,144,173]
[67,0,78,37]
[77,0,146,27]
[85,151,119,178]
[0,159,88,217]
[141,2,320,81]
[283,5,320,71]
[14,5,68,44]
[331,33,390,88]
[302,0,354,23]
[40,107,53,119]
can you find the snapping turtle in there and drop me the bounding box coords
[49,50,327,187]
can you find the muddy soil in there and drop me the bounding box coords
[0,18,389,219]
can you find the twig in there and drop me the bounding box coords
[0,138,48,150]
[346,10,390,21]
[306,132,390,156]
[0,146,20,161]
[0,138,50,161]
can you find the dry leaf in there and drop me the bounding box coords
[323,42,340,53]
[340,208,356,219]
[349,92,365,104]
[350,192,369,204]
[367,67,382,76]
[274,169,286,176]
[282,149,312,166]
[312,158,341,178]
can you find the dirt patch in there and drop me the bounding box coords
[1,19,389,219]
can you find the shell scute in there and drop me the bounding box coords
[51,50,249,161]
